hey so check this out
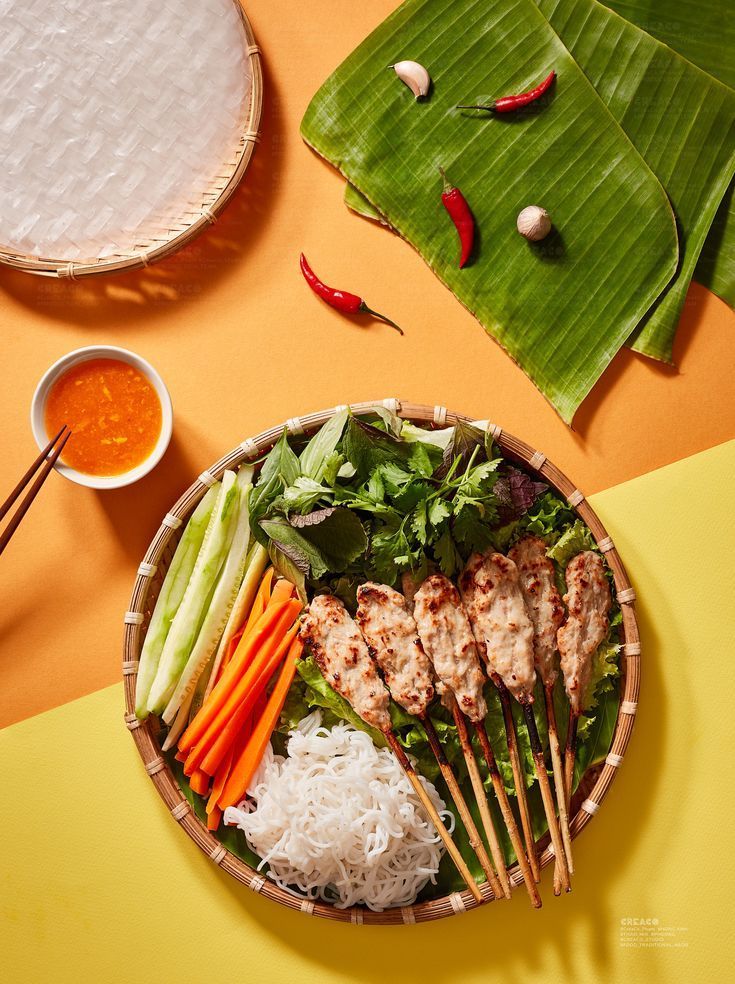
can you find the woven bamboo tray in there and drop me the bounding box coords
[0,0,262,279]
[122,399,640,924]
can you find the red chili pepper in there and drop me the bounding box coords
[439,168,474,269]
[458,70,556,114]
[299,254,403,335]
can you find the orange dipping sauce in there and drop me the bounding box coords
[45,358,162,476]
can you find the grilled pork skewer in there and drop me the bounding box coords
[460,551,572,892]
[555,551,612,891]
[509,535,573,889]
[414,574,543,907]
[412,574,509,899]
[355,582,502,902]
[300,593,482,904]
[459,552,539,883]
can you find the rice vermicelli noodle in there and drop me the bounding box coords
[224,712,453,910]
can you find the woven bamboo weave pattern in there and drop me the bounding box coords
[0,0,259,275]
[123,401,640,923]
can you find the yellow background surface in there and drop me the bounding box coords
[3,442,733,984]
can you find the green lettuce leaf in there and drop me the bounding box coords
[546,519,598,566]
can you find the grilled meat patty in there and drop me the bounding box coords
[459,551,536,701]
[413,573,488,723]
[300,593,391,732]
[509,535,565,687]
[557,551,612,714]
[355,582,435,717]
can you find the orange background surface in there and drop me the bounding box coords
[1,0,734,730]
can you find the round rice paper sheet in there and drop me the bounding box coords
[0,0,258,275]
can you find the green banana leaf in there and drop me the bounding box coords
[341,0,735,366]
[302,0,678,423]
[603,0,735,89]
[344,181,388,225]
[604,0,735,307]
[538,0,735,361]
[696,185,735,306]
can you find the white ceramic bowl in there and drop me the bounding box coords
[30,345,173,489]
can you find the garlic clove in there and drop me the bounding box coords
[517,205,552,242]
[390,60,431,100]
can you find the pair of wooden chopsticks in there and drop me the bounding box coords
[0,425,71,556]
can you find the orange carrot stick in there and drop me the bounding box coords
[185,646,285,777]
[183,606,301,775]
[200,622,300,776]
[268,578,295,607]
[208,569,277,693]
[183,745,199,777]
[207,746,236,815]
[216,572,290,681]
[206,805,222,831]
[206,719,252,818]
[251,689,267,726]
[177,600,295,754]
[189,768,210,796]
[219,639,303,809]
[226,574,293,666]
[245,568,274,628]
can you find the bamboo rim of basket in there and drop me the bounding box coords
[122,399,640,925]
[0,1,262,280]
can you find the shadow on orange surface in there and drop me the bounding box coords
[94,431,201,563]
[576,279,714,436]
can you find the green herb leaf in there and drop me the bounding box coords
[428,499,452,530]
[408,440,436,478]
[298,408,348,481]
[434,529,463,576]
[249,430,300,541]
[260,518,328,577]
[281,476,331,514]
[546,519,598,567]
[294,507,368,573]
[343,416,409,477]
[400,420,454,451]
[437,419,486,478]
[268,542,307,603]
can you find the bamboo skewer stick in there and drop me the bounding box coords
[449,701,511,899]
[493,678,541,883]
[554,709,578,895]
[564,711,578,802]
[421,713,506,900]
[520,697,571,893]
[471,719,541,908]
[544,685,574,888]
[384,729,483,904]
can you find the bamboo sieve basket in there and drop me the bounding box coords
[0,0,262,279]
[122,400,640,924]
